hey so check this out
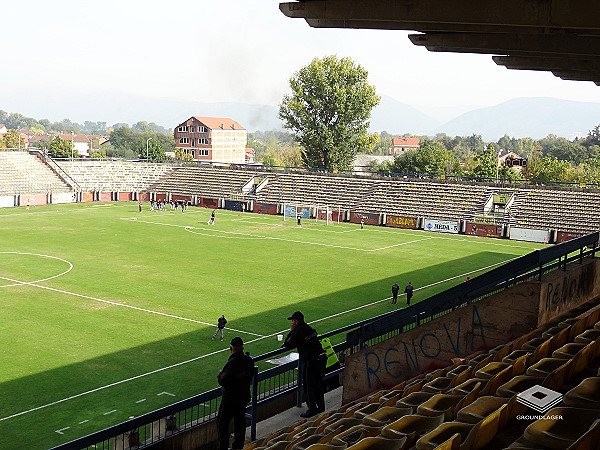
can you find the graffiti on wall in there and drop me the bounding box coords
[363,305,486,388]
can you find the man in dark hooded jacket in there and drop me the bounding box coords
[217,336,254,450]
[281,311,327,417]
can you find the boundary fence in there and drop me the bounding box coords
[51,232,599,450]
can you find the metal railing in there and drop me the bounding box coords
[51,232,599,449]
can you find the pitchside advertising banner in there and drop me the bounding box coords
[0,196,14,208]
[465,222,503,238]
[350,212,379,225]
[386,215,418,229]
[285,205,310,218]
[21,194,47,206]
[509,227,551,243]
[423,218,459,234]
[100,192,112,202]
[199,198,219,209]
[52,192,76,204]
[556,231,584,244]
[225,200,245,212]
[253,203,277,215]
[117,192,133,202]
[81,192,94,203]
[172,195,192,202]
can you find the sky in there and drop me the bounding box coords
[2,0,600,125]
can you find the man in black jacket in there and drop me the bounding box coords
[212,315,227,341]
[217,336,255,450]
[281,311,327,418]
[391,282,399,304]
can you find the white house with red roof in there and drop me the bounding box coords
[174,117,247,164]
[0,124,7,135]
[390,137,420,155]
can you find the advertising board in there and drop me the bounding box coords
[350,212,379,226]
[423,219,459,234]
[509,227,551,243]
[386,215,418,229]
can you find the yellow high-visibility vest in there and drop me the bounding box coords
[320,337,339,368]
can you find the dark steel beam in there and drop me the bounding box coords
[280,0,600,31]
[409,33,600,57]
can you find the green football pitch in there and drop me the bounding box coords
[0,202,541,449]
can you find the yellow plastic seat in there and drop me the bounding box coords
[415,404,507,450]
[417,383,481,421]
[474,361,512,379]
[380,414,445,447]
[323,418,363,434]
[524,407,600,449]
[502,349,531,364]
[521,337,547,352]
[362,406,412,427]
[346,436,406,450]
[525,358,570,378]
[316,414,346,433]
[396,391,437,411]
[552,343,587,359]
[574,329,600,344]
[330,426,382,447]
[352,403,381,419]
[423,367,473,393]
[305,443,348,450]
[563,377,600,409]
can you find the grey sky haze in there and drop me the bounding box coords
[2,0,600,125]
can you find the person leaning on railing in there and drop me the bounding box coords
[281,311,327,418]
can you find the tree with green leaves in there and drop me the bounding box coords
[470,144,497,179]
[0,129,23,149]
[279,55,380,171]
[46,137,78,158]
[376,140,460,176]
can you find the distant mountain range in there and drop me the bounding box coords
[2,89,599,141]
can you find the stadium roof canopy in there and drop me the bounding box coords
[279,0,600,85]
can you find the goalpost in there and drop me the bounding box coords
[282,203,342,225]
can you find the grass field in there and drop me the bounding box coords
[0,202,542,449]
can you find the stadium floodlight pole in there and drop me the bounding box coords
[146,137,152,161]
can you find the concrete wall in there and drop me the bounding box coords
[341,257,600,403]
[538,257,600,324]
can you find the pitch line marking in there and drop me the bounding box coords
[126,218,431,252]
[136,399,147,403]
[157,392,175,397]
[55,427,70,435]
[104,410,117,416]
[0,274,263,338]
[0,252,73,288]
[0,254,519,424]
[78,420,89,424]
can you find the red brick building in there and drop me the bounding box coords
[174,117,247,163]
[390,137,420,155]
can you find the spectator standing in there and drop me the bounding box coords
[281,311,326,417]
[212,315,227,341]
[297,214,302,228]
[216,337,254,450]
[391,282,399,304]
[404,282,414,305]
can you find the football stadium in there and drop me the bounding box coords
[1,151,600,450]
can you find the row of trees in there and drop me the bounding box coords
[0,109,171,135]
